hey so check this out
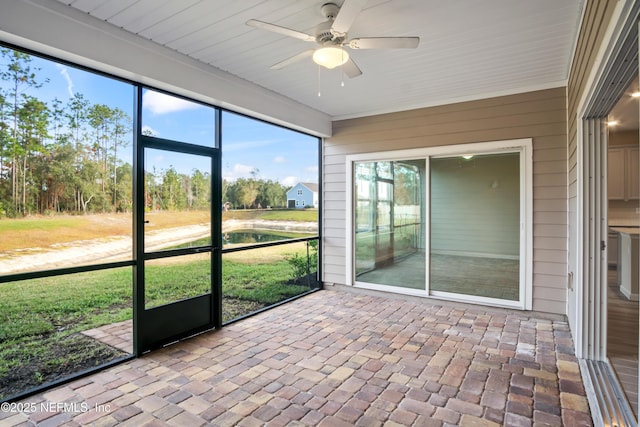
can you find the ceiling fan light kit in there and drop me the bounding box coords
[312,46,349,69]
[247,0,419,91]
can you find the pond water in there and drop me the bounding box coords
[223,229,312,246]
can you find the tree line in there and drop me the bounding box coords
[0,48,292,218]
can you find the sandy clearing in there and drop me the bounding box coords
[0,220,318,275]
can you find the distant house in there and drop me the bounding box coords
[286,182,318,209]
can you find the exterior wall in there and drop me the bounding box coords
[287,184,317,208]
[566,0,618,333]
[323,88,568,314]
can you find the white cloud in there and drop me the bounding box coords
[281,176,299,187]
[55,64,74,98]
[233,164,255,175]
[273,156,287,164]
[142,125,158,137]
[222,163,258,182]
[306,165,319,173]
[143,90,202,114]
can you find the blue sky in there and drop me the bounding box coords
[7,52,318,187]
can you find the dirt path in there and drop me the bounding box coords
[0,220,317,275]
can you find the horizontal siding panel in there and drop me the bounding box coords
[534,214,568,227]
[534,262,567,276]
[323,182,346,192]
[534,148,568,162]
[534,224,568,237]
[533,273,567,288]
[533,249,567,263]
[323,273,346,285]
[324,232,346,242]
[534,237,567,251]
[324,163,346,175]
[327,125,568,155]
[533,299,565,314]
[324,173,347,184]
[534,173,567,187]
[325,255,346,267]
[328,117,567,149]
[534,199,567,212]
[323,191,345,202]
[533,136,568,150]
[534,212,568,225]
[533,187,567,200]
[333,90,566,135]
[324,156,346,167]
[323,209,347,220]
[533,160,566,174]
[325,219,346,229]
[533,286,566,301]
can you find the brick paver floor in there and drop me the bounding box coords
[82,320,133,354]
[0,289,592,426]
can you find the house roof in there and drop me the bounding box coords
[41,0,584,122]
[288,182,319,193]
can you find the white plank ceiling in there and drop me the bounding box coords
[53,0,585,120]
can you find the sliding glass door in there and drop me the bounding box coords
[429,153,521,302]
[349,140,531,309]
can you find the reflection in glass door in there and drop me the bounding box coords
[429,153,521,301]
[354,159,426,290]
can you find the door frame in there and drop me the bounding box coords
[345,138,533,310]
[571,0,639,362]
[132,87,222,354]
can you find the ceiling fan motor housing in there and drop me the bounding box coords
[320,3,340,19]
[315,19,345,44]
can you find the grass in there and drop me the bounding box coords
[222,208,317,222]
[0,245,317,399]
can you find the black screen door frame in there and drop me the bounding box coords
[132,87,222,354]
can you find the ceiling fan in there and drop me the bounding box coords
[246,0,420,78]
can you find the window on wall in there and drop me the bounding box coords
[0,46,135,400]
[220,111,320,323]
[141,88,216,147]
[347,139,532,309]
[0,49,135,273]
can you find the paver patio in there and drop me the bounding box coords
[0,289,591,426]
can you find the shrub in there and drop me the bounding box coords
[286,240,318,281]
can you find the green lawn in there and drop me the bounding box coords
[0,250,317,399]
[222,208,318,222]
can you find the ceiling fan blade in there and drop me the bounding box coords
[246,19,316,42]
[331,0,368,36]
[348,37,420,49]
[343,57,363,78]
[271,50,315,70]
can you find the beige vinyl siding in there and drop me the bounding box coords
[565,0,617,330]
[323,87,568,314]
